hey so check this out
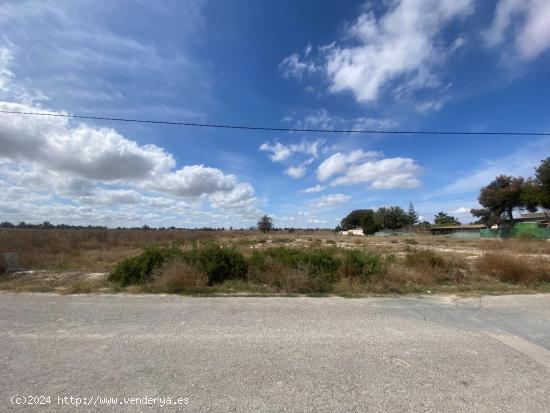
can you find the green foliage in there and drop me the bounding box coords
[407,202,419,226]
[470,208,500,226]
[478,175,526,223]
[109,246,181,285]
[249,247,341,292]
[340,209,378,233]
[521,158,550,211]
[341,206,411,234]
[110,244,247,286]
[375,206,409,230]
[434,212,461,226]
[341,249,384,281]
[257,215,274,233]
[184,244,248,284]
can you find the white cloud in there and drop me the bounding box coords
[310,193,351,208]
[0,49,260,227]
[454,207,471,214]
[485,0,550,60]
[284,166,306,179]
[279,53,319,79]
[331,157,421,189]
[259,139,325,162]
[322,0,473,103]
[352,117,398,130]
[0,102,249,201]
[0,47,14,92]
[0,102,260,222]
[317,149,383,181]
[301,184,326,193]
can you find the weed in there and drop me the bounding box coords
[109,246,181,285]
[149,259,208,293]
[476,254,550,284]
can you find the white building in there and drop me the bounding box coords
[339,228,364,236]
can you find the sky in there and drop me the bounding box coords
[1,0,550,228]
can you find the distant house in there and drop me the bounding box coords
[339,228,364,236]
[515,212,550,227]
[429,224,487,236]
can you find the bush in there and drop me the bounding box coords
[110,244,247,286]
[152,259,208,293]
[248,247,340,292]
[109,246,182,285]
[247,255,312,293]
[404,249,466,283]
[476,254,550,284]
[183,244,248,285]
[341,249,385,281]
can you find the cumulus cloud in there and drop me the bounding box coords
[259,139,325,162]
[0,52,259,226]
[281,1,472,108]
[284,166,306,179]
[484,0,550,60]
[310,193,351,208]
[317,149,383,181]
[324,0,474,103]
[0,102,252,202]
[316,149,421,189]
[301,184,326,193]
[331,158,421,189]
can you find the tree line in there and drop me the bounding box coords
[337,157,550,235]
[337,204,461,235]
[471,157,550,226]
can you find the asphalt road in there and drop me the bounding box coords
[2,293,550,412]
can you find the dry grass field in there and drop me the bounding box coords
[1,228,550,296]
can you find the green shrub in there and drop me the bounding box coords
[109,246,182,285]
[341,249,385,281]
[184,245,248,285]
[110,244,247,286]
[249,247,340,292]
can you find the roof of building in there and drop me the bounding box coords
[430,224,486,230]
[519,212,549,220]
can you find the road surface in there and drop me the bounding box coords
[2,293,550,412]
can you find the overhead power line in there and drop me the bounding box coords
[1,109,549,136]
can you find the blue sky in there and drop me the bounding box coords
[1,0,549,228]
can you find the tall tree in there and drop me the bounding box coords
[257,215,273,233]
[434,212,460,226]
[407,202,419,226]
[470,208,500,226]
[340,209,379,234]
[522,157,550,215]
[478,175,525,223]
[376,206,408,230]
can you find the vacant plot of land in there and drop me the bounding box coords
[2,293,550,412]
[1,229,550,295]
